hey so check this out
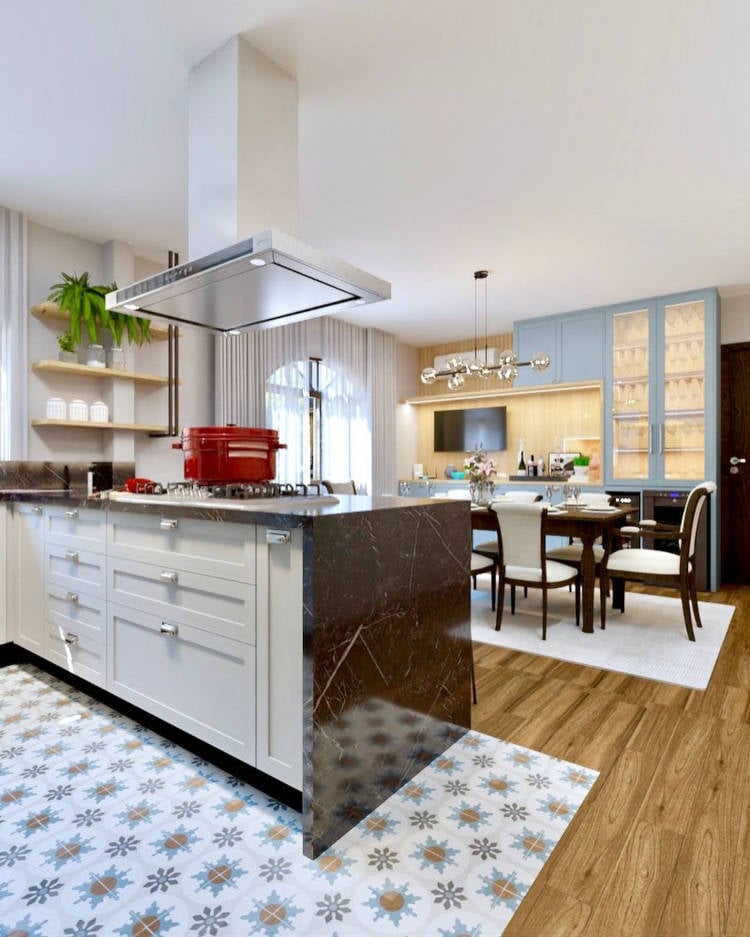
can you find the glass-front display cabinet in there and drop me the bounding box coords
[607,289,718,486]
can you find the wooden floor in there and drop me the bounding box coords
[471,582,750,937]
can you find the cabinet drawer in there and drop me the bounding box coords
[46,544,106,598]
[108,557,255,644]
[45,506,106,554]
[108,602,255,763]
[47,585,107,643]
[46,621,106,689]
[107,512,255,582]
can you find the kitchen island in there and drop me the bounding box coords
[1,481,471,859]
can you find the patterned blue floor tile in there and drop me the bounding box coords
[0,663,598,936]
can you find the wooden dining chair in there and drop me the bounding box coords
[471,551,496,610]
[492,501,580,640]
[598,481,715,641]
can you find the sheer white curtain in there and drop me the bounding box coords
[215,317,397,493]
[367,327,397,495]
[319,318,369,491]
[0,208,28,459]
[215,322,309,485]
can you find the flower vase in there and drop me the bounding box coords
[470,479,494,505]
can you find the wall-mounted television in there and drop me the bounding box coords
[433,406,507,453]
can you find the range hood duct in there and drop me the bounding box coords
[106,229,391,333]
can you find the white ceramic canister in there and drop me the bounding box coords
[68,399,89,421]
[45,397,66,420]
[89,401,109,423]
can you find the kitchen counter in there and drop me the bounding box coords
[2,487,472,858]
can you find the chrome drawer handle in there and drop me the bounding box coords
[66,592,79,604]
[64,633,79,646]
[160,518,178,531]
[159,570,178,584]
[64,510,79,520]
[160,622,179,638]
[266,529,291,544]
[65,550,79,562]
[32,506,43,515]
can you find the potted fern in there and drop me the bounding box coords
[47,272,112,347]
[47,273,151,368]
[107,310,152,369]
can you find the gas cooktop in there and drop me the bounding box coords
[107,481,340,511]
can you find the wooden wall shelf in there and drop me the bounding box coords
[32,360,169,386]
[31,419,168,433]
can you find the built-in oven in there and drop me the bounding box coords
[642,489,709,591]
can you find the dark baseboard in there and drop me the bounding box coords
[0,645,302,812]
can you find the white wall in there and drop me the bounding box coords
[396,342,419,482]
[720,293,750,345]
[26,222,213,478]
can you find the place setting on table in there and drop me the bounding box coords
[470,484,633,634]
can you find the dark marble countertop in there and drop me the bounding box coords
[0,489,464,529]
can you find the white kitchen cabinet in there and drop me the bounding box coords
[107,511,255,581]
[45,506,107,554]
[255,526,303,789]
[42,508,107,684]
[46,543,106,599]
[108,600,255,762]
[0,505,7,645]
[46,617,107,689]
[10,503,47,655]
[108,555,255,643]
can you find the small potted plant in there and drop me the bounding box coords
[57,330,78,363]
[572,454,590,478]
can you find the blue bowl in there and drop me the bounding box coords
[450,471,465,479]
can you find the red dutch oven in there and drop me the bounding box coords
[172,426,287,484]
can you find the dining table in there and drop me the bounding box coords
[470,502,632,634]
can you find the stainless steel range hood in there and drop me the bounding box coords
[106,229,391,333]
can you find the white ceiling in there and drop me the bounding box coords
[2,0,750,346]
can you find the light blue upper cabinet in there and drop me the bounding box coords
[603,288,718,488]
[513,308,605,386]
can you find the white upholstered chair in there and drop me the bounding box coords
[492,501,580,640]
[598,481,716,641]
[473,491,543,562]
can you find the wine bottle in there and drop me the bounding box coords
[517,440,526,473]
[528,454,536,477]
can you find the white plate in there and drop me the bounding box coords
[581,505,620,513]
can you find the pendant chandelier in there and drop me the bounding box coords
[420,270,550,390]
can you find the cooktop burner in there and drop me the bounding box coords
[122,480,330,500]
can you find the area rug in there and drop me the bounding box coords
[0,663,598,936]
[471,583,734,690]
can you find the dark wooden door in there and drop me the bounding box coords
[720,342,750,583]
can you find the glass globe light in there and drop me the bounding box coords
[498,363,518,382]
[446,355,465,372]
[530,353,551,372]
[420,367,438,385]
[447,373,465,390]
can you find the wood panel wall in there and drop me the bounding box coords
[412,386,603,481]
